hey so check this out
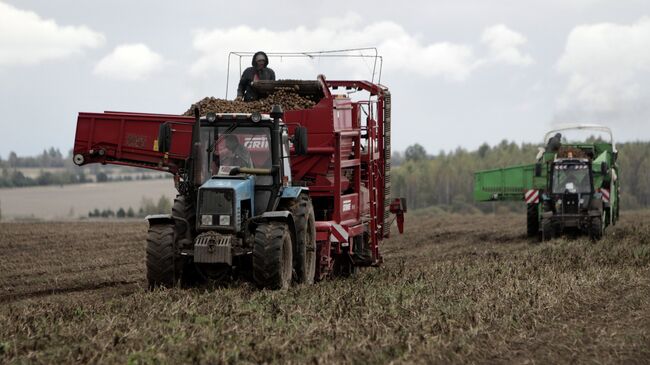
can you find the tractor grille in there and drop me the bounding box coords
[562,193,579,214]
[200,189,233,215]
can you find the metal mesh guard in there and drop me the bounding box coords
[194,233,232,265]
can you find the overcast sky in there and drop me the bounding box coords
[1,0,649,158]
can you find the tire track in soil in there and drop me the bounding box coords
[0,280,140,304]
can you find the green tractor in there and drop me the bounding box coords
[474,124,620,241]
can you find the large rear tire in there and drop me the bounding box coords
[172,195,195,247]
[253,222,293,290]
[527,203,539,237]
[146,224,180,289]
[283,195,317,285]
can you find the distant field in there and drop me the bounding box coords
[1,211,649,363]
[14,167,168,181]
[0,180,177,220]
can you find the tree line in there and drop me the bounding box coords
[0,148,169,188]
[391,140,650,212]
[87,196,173,219]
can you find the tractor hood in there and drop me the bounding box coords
[197,176,255,232]
[200,175,255,200]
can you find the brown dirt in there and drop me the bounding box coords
[1,211,649,364]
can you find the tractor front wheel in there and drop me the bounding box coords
[253,222,293,290]
[540,218,553,242]
[590,217,603,241]
[146,224,180,289]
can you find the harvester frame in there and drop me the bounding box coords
[73,74,405,288]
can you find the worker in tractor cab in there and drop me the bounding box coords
[236,51,276,102]
[219,134,253,168]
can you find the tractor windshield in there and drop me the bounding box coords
[205,126,272,175]
[552,164,591,194]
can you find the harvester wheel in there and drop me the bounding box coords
[146,224,180,289]
[253,222,293,290]
[526,203,539,237]
[333,252,356,277]
[283,195,317,284]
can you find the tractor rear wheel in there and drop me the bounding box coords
[284,195,317,284]
[172,195,195,247]
[253,222,293,290]
[526,203,539,237]
[146,224,180,289]
[172,195,200,287]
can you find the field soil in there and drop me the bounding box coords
[1,211,649,364]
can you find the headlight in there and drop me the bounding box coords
[219,215,231,226]
[201,214,213,226]
[251,112,262,123]
[207,112,217,123]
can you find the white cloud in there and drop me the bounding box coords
[557,17,650,118]
[93,44,164,81]
[481,24,533,66]
[0,1,104,66]
[190,14,530,83]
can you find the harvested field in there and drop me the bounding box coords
[1,211,650,363]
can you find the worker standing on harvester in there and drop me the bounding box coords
[236,51,275,102]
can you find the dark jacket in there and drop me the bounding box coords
[237,51,276,101]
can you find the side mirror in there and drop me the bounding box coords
[601,161,608,176]
[534,163,542,177]
[294,126,308,155]
[158,122,172,153]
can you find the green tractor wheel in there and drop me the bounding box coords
[590,217,603,241]
[540,218,553,242]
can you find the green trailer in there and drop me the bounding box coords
[474,124,620,241]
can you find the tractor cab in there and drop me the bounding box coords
[195,111,291,224]
[548,158,594,217]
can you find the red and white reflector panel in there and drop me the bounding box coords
[600,188,610,203]
[525,189,539,204]
[330,223,350,246]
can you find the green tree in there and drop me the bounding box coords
[156,195,172,213]
[404,144,427,161]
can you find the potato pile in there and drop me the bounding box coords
[182,88,317,116]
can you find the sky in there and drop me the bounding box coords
[1,0,649,158]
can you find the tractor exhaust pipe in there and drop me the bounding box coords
[268,104,283,211]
